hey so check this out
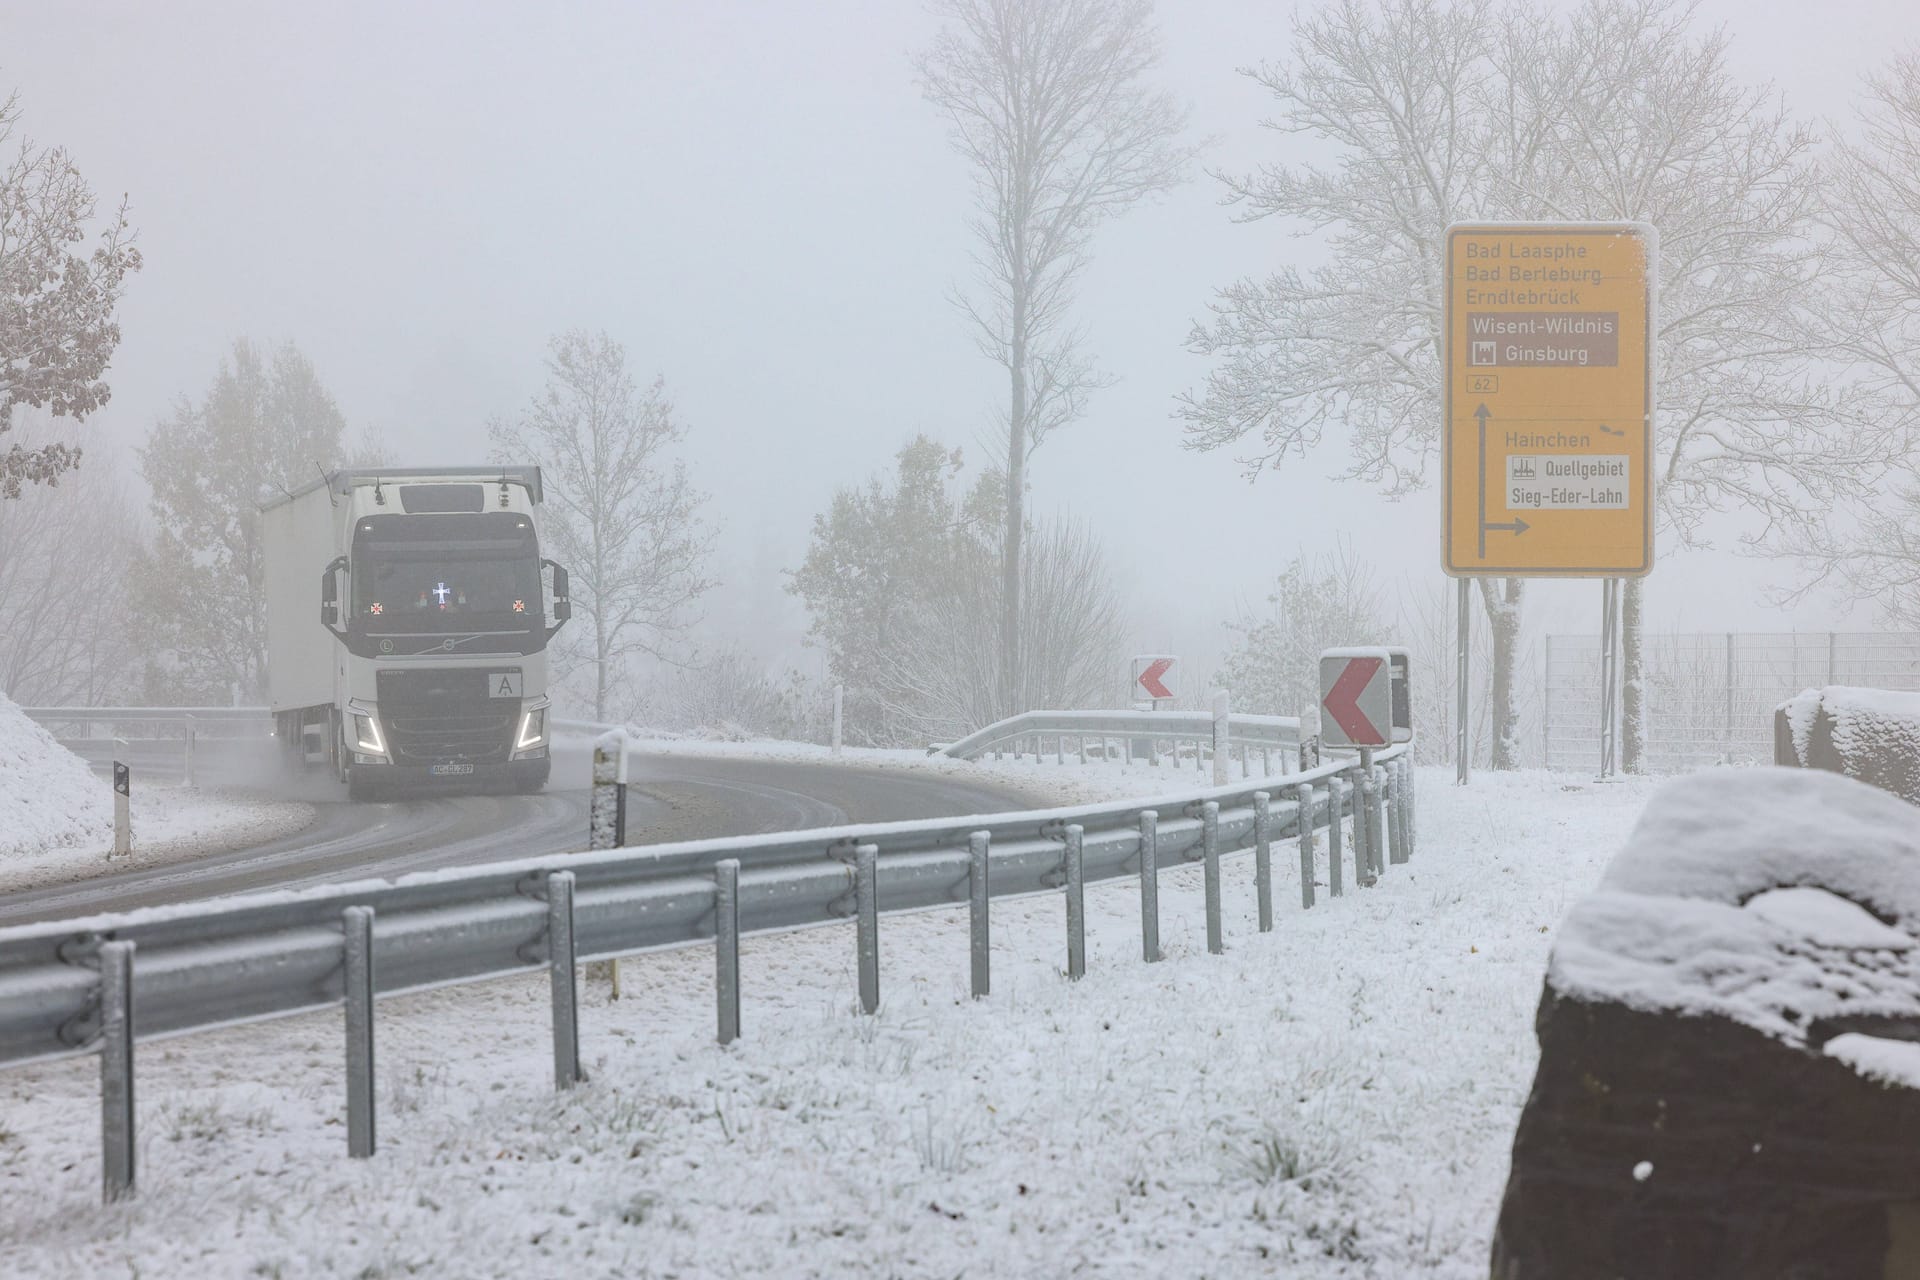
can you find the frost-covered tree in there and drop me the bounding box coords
[791,436,1123,745]
[788,436,973,745]
[0,89,140,497]
[489,331,713,722]
[1785,54,1920,624]
[1218,548,1392,718]
[917,0,1196,719]
[135,340,357,701]
[1177,0,1885,771]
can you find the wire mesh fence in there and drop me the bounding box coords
[1543,632,1920,774]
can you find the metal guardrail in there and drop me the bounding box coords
[0,715,1413,1202]
[19,706,272,723]
[934,708,1307,774]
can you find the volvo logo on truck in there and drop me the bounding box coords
[260,467,572,802]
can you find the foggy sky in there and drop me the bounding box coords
[6,0,1916,684]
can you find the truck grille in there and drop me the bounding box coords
[376,668,520,765]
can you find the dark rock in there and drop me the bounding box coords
[1491,768,1920,1280]
[1775,687,1920,806]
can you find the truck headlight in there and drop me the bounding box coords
[514,706,548,757]
[351,711,388,759]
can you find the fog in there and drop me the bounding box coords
[3,0,1916,723]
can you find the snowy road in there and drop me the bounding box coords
[0,737,1051,926]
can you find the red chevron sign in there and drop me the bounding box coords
[1323,657,1385,744]
[1136,657,1174,700]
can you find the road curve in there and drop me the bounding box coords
[0,740,1052,927]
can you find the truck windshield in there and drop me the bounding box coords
[350,514,542,633]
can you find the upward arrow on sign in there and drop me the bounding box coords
[1323,656,1385,744]
[1136,658,1173,700]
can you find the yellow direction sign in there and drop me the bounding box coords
[1442,222,1654,577]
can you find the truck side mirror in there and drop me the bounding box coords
[544,560,572,634]
[320,557,347,633]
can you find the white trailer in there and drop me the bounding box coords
[260,468,571,800]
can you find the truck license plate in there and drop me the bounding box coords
[430,762,476,777]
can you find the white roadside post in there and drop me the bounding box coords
[112,762,130,858]
[589,732,630,997]
[1211,690,1230,786]
[831,685,844,756]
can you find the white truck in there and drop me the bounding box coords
[261,467,571,800]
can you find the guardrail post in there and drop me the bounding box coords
[99,940,135,1203]
[1260,744,1271,775]
[1139,810,1160,962]
[1148,736,1159,767]
[1397,759,1413,859]
[183,713,196,788]
[1253,791,1274,933]
[547,871,582,1082]
[1404,759,1418,858]
[1212,691,1230,786]
[1064,824,1086,980]
[1354,763,1376,888]
[112,762,130,857]
[1077,735,1086,765]
[855,844,879,1015]
[1296,782,1317,909]
[1368,758,1388,879]
[1327,777,1345,898]
[343,905,376,1158]
[1202,800,1223,955]
[548,871,581,1087]
[968,832,990,998]
[715,859,741,1044]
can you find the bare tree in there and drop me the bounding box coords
[1783,54,1920,623]
[135,339,355,701]
[1217,545,1392,718]
[917,0,1196,718]
[489,331,714,721]
[1177,0,1884,770]
[0,89,140,496]
[0,416,141,703]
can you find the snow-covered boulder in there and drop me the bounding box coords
[0,694,112,860]
[1492,767,1920,1280]
[1775,685,1920,805]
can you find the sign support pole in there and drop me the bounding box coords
[1456,579,1471,785]
[1598,579,1620,778]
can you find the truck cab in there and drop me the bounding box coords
[262,468,571,801]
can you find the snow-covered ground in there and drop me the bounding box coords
[0,694,316,893]
[0,784,318,896]
[0,766,1656,1278]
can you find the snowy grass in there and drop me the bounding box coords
[0,767,1656,1278]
